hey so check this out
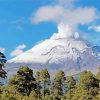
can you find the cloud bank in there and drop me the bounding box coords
[10,44,26,57]
[30,0,99,42]
[31,0,97,32]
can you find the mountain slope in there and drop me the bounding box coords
[6,24,100,76]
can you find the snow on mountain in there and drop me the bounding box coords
[6,24,100,76]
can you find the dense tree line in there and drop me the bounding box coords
[0,52,100,100]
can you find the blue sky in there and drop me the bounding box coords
[0,0,100,60]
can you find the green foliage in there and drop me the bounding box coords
[65,76,76,100]
[40,69,50,97]
[96,67,100,87]
[51,70,65,97]
[35,71,42,99]
[1,66,100,100]
[0,52,7,83]
[8,66,37,96]
[73,71,99,100]
[40,69,50,82]
[0,52,7,98]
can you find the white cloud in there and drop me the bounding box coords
[31,5,64,24]
[30,0,98,43]
[64,7,96,26]
[16,44,26,49]
[31,0,97,32]
[0,48,5,53]
[10,44,26,57]
[88,25,100,32]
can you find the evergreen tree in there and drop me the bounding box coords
[96,67,100,79]
[0,61,100,100]
[96,67,100,87]
[0,52,7,97]
[65,76,76,100]
[0,52,7,82]
[35,71,42,99]
[9,66,37,96]
[95,68,100,99]
[28,90,38,100]
[73,71,99,100]
[51,70,65,99]
[40,69,50,97]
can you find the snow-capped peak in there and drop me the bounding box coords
[7,24,100,76]
[8,24,89,64]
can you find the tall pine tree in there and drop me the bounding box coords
[73,71,99,100]
[51,70,65,99]
[40,69,50,97]
[0,52,7,80]
[65,76,76,100]
[9,66,37,96]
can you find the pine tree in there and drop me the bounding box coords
[95,68,100,99]
[9,66,37,96]
[35,71,42,99]
[65,76,76,100]
[73,71,99,100]
[40,69,50,97]
[29,90,38,100]
[96,67,100,87]
[0,52,7,81]
[0,52,7,97]
[51,70,65,99]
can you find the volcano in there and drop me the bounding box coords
[6,24,100,76]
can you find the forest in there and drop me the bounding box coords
[0,53,100,100]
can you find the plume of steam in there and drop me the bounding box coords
[51,23,80,39]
